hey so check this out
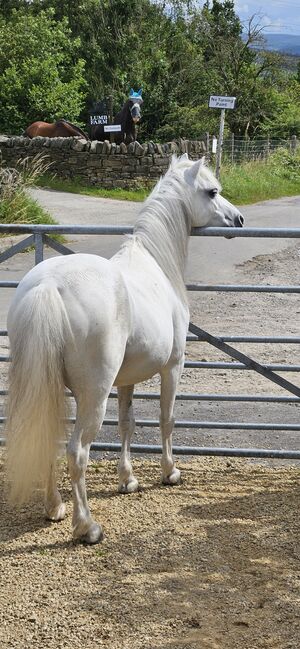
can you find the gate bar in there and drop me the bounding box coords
[1,281,300,294]
[0,355,299,372]
[186,283,300,293]
[189,322,300,398]
[0,389,299,403]
[1,416,300,430]
[1,437,300,460]
[1,224,300,237]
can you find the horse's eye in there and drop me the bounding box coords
[208,189,218,198]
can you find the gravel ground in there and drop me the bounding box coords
[1,454,300,649]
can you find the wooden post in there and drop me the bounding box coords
[216,108,225,180]
[291,134,297,154]
[107,96,113,143]
[231,132,234,164]
[205,132,210,156]
[107,96,113,124]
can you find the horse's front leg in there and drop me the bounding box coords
[117,384,139,493]
[160,360,184,485]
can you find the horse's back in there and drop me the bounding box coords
[24,120,87,138]
[11,254,127,327]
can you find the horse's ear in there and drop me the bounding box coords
[179,153,189,162]
[184,158,204,187]
[137,89,142,96]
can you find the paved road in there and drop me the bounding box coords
[0,188,299,327]
[30,188,300,282]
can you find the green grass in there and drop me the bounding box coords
[37,174,150,202]
[37,149,300,207]
[0,190,57,226]
[220,157,300,205]
[0,152,59,229]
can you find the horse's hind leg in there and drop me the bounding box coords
[160,361,184,485]
[67,387,110,544]
[117,385,139,493]
[45,464,66,521]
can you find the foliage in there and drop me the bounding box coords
[0,8,87,134]
[259,81,300,138]
[0,1,299,140]
[267,146,300,180]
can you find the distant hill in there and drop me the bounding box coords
[255,33,300,56]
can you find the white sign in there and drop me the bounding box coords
[104,124,122,133]
[209,96,236,110]
[212,136,218,154]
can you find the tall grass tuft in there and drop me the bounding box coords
[0,153,57,226]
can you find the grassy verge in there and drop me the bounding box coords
[221,154,300,205]
[37,148,300,206]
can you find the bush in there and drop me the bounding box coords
[267,147,300,180]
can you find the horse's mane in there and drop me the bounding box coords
[129,157,197,303]
[114,100,130,126]
[57,119,88,139]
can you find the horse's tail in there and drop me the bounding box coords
[5,284,69,505]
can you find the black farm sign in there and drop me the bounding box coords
[89,100,109,126]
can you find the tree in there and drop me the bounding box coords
[0,9,87,133]
[0,1,296,140]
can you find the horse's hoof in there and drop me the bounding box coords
[77,522,104,545]
[118,476,139,494]
[162,468,181,486]
[45,502,66,522]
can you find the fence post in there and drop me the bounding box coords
[34,232,44,265]
[204,131,209,155]
[231,132,234,164]
[216,109,226,180]
[291,135,297,154]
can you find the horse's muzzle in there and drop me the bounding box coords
[225,213,244,239]
[234,214,244,227]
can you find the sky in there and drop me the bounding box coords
[234,0,300,36]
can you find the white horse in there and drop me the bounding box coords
[5,155,243,544]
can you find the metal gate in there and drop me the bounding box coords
[0,223,299,460]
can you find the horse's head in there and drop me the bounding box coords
[129,88,143,123]
[174,155,244,233]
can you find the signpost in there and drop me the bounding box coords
[209,95,236,179]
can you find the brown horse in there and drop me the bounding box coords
[24,119,89,140]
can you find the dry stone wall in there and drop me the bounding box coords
[0,135,206,189]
